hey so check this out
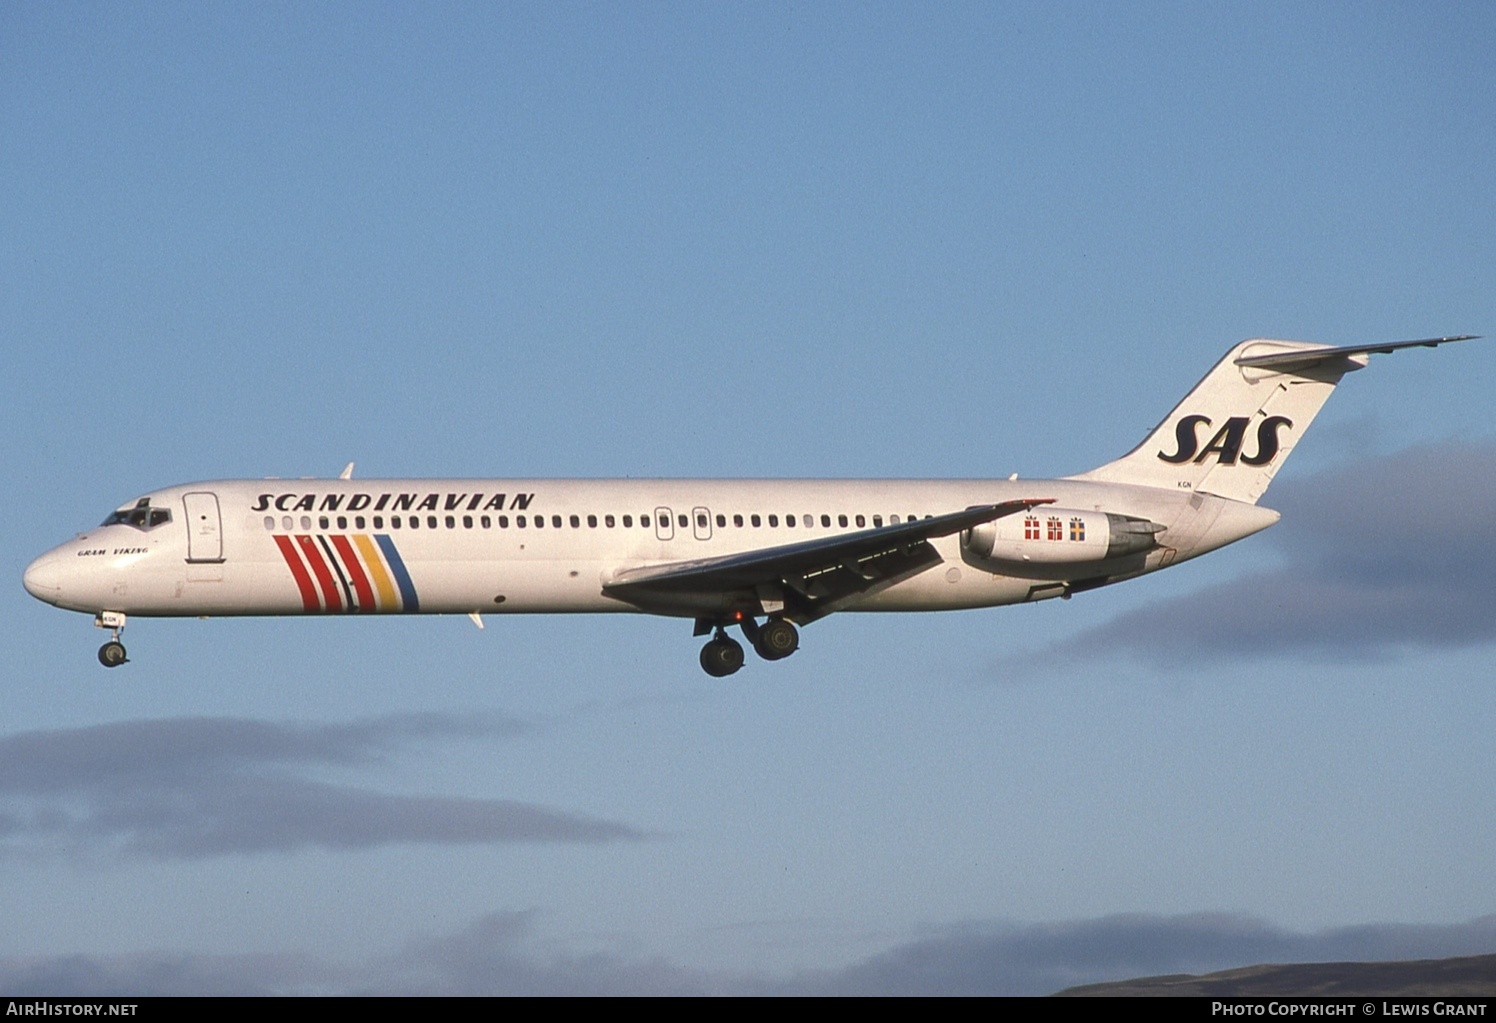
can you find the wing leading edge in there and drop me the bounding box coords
[603,499,1054,623]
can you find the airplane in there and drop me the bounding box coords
[23,335,1479,676]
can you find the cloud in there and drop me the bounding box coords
[3,911,1494,996]
[0,911,722,997]
[783,913,1496,996]
[1050,441,1496,666]
[0,951,334,998]
[365,911,719,996]
[0,714,642,859]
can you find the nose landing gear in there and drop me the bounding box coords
[94,611,128,668]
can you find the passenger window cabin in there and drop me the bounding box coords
[246,501,938,541]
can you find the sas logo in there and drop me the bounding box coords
[273,533,419,614]
[1157,415,1294,466]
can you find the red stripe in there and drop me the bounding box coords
[329,535,376,612]
[273,534,321,612]
[295,535,343,612]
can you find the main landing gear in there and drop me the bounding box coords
[95,611,128,668]
[697,616,800,676]
[699,630,745,677]
[752,618,800,661]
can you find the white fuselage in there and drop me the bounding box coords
[24,337,1472,672]
[24,476,1278,621]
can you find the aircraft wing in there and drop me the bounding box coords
[603,498,1053,622]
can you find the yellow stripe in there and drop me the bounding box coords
[354,534,399,610]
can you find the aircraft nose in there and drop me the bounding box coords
[23,550,65,604]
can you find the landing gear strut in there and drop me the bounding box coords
[95,611,128,668]
[700,629,745,677]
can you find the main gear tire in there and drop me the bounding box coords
[700,637,745,677]
[753,619,799,661]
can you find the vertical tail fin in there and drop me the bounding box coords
[1073,336,1477,504]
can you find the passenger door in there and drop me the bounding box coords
[183,492,224,563]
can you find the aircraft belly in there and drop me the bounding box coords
[846,566,1033,612]
[116,562,307,617]
[409,560,618,615]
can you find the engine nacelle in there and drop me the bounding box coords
[961,508,1164,577]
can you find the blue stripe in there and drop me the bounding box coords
[375,534,420,613]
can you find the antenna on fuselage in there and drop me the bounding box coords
[339,462,355,480]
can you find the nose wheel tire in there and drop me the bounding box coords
[700,635,745,677]
[98,641,128,668]
[753,619,799,661]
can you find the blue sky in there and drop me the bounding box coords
[3,2,1494,995]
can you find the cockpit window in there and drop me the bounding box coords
[101,498,172,531]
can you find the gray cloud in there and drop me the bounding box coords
[0,714,642,859]
[0,951,334,998]
[4,911,1493,996]
[0,911,720,997]
[784,913,1496,996]
[1049,441,1496,666]
[366,910,718,996]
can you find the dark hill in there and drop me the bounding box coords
[1056,953,1496,996]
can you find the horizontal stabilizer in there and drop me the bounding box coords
[1233,335,1479,370]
